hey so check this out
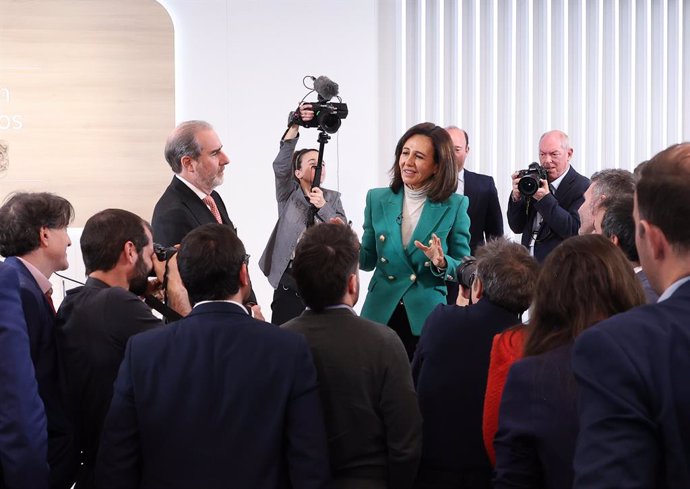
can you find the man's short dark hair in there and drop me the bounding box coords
[292,223,360,312]
[177,223,246,304]
[601,196,638,262]
[0,192,74,257]
[637,143,690,252]
[164,120,214,173]
[474,237,539,313]
[590,169,635,212]
[81,209,151,275]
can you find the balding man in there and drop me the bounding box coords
[446,127,503,254]
[507,130,590,262]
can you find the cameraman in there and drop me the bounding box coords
[411,238,538,489]
[507,130,589,262]
[259,104,347,324]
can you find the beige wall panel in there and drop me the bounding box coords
[0,0,174,226]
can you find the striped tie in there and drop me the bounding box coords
[203,195,223,224]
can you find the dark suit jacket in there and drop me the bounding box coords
[3,257,75,489]
[411,300,521,486]
[494,344,578,489]
[96,302,329,489]
[56,278,162,487]
[151,176,234,247]
[464,170,503,254]
[572,280,690,489]
[283,307,422,488]
[0,262,49,489]
[507,166,589,262]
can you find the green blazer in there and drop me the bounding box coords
[360,187,471,335]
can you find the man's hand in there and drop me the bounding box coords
[249,304,265,321]
[157,253,192,317]
[532,178,551,201]
[456,285,471,307]
[511,172,523,202]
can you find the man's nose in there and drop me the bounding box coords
[220,151,230,165]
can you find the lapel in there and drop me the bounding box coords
[4,256,53,316]
[171,177,226,225]
[409,199,450,254]
[463,170,478,203]
[554,166,575,200]
[381,190,410,266]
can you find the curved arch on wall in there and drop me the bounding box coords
[0,0,175,226]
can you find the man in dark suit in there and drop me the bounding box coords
[283,223,422,488]
[96,223,329,489]
[0,192,76,489]
[600,196,659,303]
[56,209,189,488]
[152,120,259,307]
[573,143,690,488]
[152,120,234,247]
[412,238,538,489]
[0,262,49,489]
[446,127,503,253]
[507,130,590,262]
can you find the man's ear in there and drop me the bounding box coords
[609,234,620,247]
[347,273,358,296]
[180,155,194,172]
[644,221,669,261]
[123,241,137,265]
[567,147,574,160]
[471,277,483,302]
[239,263,250,287]
[39,226,50,248]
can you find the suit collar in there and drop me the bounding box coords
[170,176,228,225]
[189,301,250,317]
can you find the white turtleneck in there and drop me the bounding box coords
[401,185,428,248]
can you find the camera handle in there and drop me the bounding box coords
[311,129,330,191]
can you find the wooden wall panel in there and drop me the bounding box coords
[0,0,174,226]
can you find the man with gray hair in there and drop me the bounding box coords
[578,168,635,235]
[508,130,590,262]
[412,237,539,488]
[152,120,234,248]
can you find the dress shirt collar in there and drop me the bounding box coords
[305,303,356,314]
[17,257,52,294]
[550,165,569,191]
[175,174,208,200]
[657,275,690,303]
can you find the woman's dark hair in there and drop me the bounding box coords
[523,234,646,357]
[389,122,458,202]
[292,148,319,173]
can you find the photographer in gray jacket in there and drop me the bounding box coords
[259,105,347,324]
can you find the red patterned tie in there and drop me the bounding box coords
[45,289,56,316]
[203,195,223,224]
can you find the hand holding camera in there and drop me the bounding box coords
[512,162,550,201]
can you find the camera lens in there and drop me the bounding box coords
[318,112,342,134]
[518,175,540,196]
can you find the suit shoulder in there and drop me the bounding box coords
[367,187,393,200]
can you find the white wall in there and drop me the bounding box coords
[153,0,382,316]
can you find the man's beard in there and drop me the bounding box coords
[129,254,151,296]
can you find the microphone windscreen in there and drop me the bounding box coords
[314,76,339,101]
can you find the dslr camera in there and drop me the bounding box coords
[456,256,477,290]
[517,162,548,197]
[153,243,177,261]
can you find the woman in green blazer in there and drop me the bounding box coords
[360,122,471,359]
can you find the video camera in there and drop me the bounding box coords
[289,75,349,134]
[517,162,548,197]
